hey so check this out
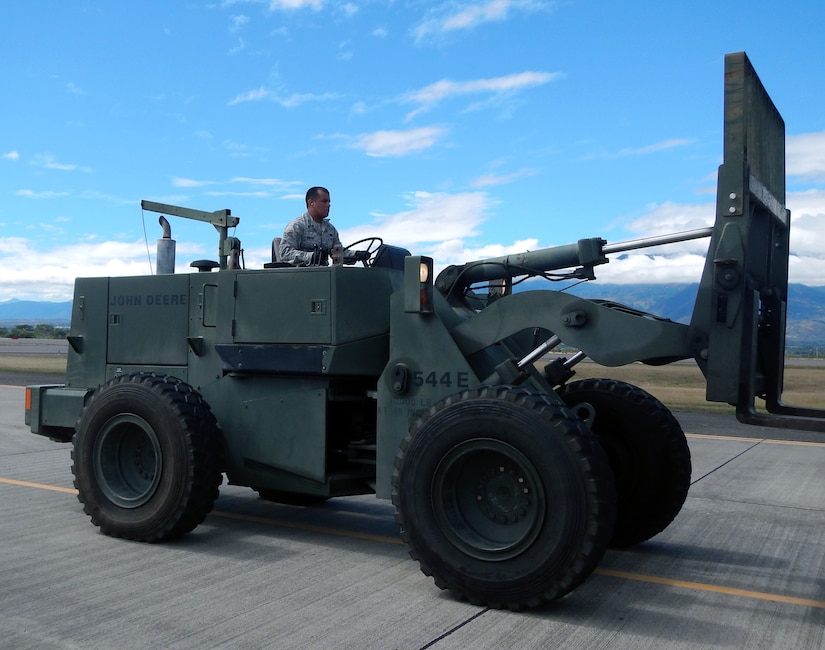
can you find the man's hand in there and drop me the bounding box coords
[309,245,329,266]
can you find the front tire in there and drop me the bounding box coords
[72,373,223,542]
[392,386,615,610]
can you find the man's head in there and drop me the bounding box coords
[306,186,331,222]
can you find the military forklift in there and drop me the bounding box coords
[26,53,825,610]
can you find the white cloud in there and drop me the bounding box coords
[269,0,323,10]
[338,190,494,248]
[787,189,825,257]
[171,177,215,188]
[276,91,338,107]
[403,71,559,119]
[15,189,71,200]
[350,126,446,157]
[0,237,33,255]
[230,14,249,32]
[0,238,208,302]
[471,168,536,187]
[3,151,19,160]
[590,188,825,285]
[8,183,824,304]
[414,0,546,41]
[228,37,246,55]
[229,177,298,188]
[168,176,300,196]
[443,0,538,30]
[31,154,92,173]
[66,82,86,96]
[228,86,337,107]
[625,201,714,240]
[205,191,272,198]
[228,86,272,105]
[583,138,694,160]
[423,237,544,278]
[787,131,825,182]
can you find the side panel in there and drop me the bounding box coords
[201,376,328,486]
[239,383,327,483]
[232,266,395,347]
[185,277,225,392]
[234,270,331,344]
[65,277,110,389]
[107,275,191,366]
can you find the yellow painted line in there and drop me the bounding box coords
[686,432,825,448]
[596,568,825,609]
[760,438,825,447]
[0,476,77,494]
[687,433,765,442]
[0,477,400,544]
[6,475,825,609]
[210,510,403,545]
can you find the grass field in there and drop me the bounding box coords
[1,352,821,414]
[568,359,825,413]
[0,354,67,374]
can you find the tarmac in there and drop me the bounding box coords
[1,379,824,649]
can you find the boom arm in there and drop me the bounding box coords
[141,200,240,270]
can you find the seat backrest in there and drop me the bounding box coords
[371,244,411,270]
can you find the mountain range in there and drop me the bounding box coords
[0,299,73,327]
[564,283,825,350]
[2,283,824,347]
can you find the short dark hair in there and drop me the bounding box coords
[306,186,329,204]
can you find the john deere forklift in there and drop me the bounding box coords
[26,53,824,610]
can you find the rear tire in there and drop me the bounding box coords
[392,386,615,609]
[559,378,691,548]
[72,373,223,542]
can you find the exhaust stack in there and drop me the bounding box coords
[156,215,176,274]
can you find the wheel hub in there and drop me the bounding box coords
[432,438,545,561]
[476,465,532,524]
[94,414,163,508]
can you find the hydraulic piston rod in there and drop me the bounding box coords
[436,227,715,299]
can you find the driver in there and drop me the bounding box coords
[279,186,342,266]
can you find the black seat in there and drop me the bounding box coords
[264,236,292,269]
[371,244,411,270]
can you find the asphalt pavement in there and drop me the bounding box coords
[1,382,824,649]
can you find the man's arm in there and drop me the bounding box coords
[278,220,313,266]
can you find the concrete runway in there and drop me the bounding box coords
[1,382,824,649]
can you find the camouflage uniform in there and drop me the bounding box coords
[279,211,342,266]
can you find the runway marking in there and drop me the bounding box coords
[686,432,825,448]
[4,473,825,610]
[596,568,825,609]
[0,477,77,494]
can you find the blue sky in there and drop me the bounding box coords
[3,0,825,301]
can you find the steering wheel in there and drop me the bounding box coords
[343,237,383,267]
